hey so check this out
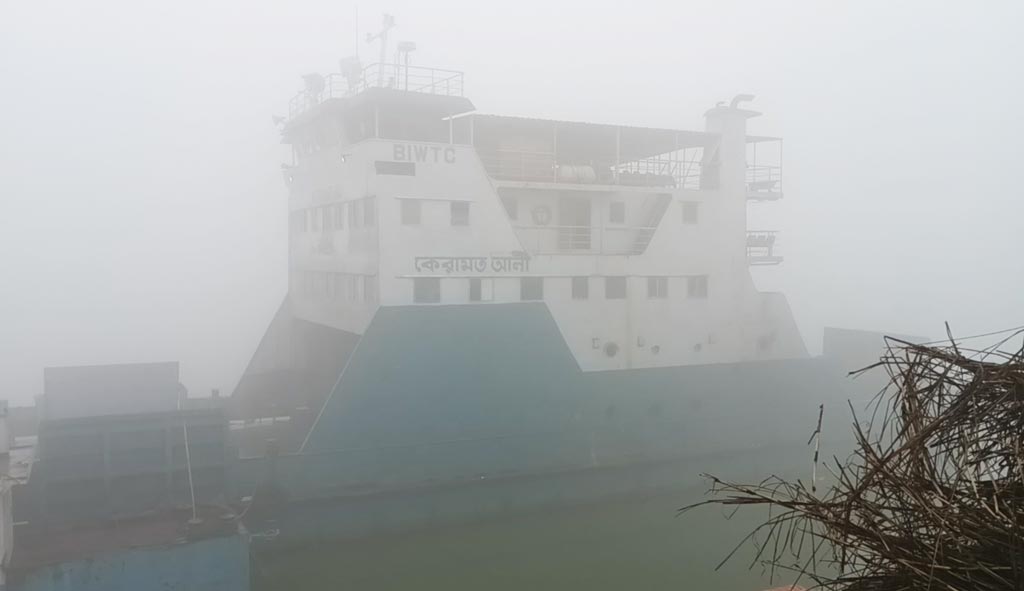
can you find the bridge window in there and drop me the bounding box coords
[363,276,377,303]
[413,278,441,303]
[401,200,421,225]
[333,204,345,230]
[349,201,361,228]
[687,275,708,299]
[571,277,589,300]
[609,201,625,224]
[520,277,544,301]
[648,276,668,299]
[451,201,470,226]
[347,275,359,301]
[375,161,416,176]
[682,202,699,224]
[322,206,333,232]
[364,197,376,226]
[605,277,627,299]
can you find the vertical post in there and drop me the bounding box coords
[753,141,757,192]
[779,139,783,196]
[373,105,380,138]
[102,431,111,518]
[552,123,558,183]
[673,132,679,185]
[183,419,197,522]
[614,126,621,184]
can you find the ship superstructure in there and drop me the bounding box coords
[275,61,802,385]
[229,56,835,503]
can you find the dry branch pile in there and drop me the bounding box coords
[685,329,1024,591]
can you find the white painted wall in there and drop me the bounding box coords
[285,108,807,369]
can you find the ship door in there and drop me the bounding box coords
[557,197,591,251]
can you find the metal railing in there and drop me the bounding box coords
[746,165,782,199]
[513,224,658,255]
[746,230,783,265]
[615,157,703,190]
[479,149,703,189]
[479,150,558,182]
[288,63,464,119]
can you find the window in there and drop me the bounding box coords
[501,194,518,220]
[469,278,492,302]
[648,276,668,299]
[687,275,709,299]
[609,201,625,224]
[309,208,320,232]
[363,276,377,303]
[401,200,421,225]
[451,201,470,226]
[364,198,376,226]
[520,277,544,301]
[349,201,360,228]
[605,277,627,299]
[375,161,416,176]
[334,204,345,230]
[322,207,333,232]
[348,275,359,301]
[413,278,441,303]
[682,202,699,224]
[571,277,589,300]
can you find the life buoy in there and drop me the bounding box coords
[531,205,552,226]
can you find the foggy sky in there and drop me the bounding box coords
[2,0,1022,404]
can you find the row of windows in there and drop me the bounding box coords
[292,196,697,234]
[499,195,700,225]
[412,275,709,304]
[290,196,377,234]
[291,271,378,303]
[401,199,470,226]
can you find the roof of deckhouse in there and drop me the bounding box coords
[468,113,720,163]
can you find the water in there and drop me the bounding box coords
[253,489,794,591]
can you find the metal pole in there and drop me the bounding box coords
[177,396,198,524]
[553,124,558,183]
[779,139,783,196]
[183,420,197,522]
[614,127,621,183]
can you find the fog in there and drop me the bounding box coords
[2,0,1022,404]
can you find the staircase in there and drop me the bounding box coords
[628,195,672,254]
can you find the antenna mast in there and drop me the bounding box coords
[366,13,395,66]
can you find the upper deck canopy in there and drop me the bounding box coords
[467,114,719,163]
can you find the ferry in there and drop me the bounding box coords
[229,48,867,531]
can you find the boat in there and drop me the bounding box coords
[229,48,875,552]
